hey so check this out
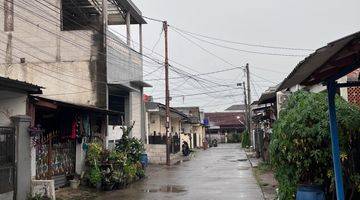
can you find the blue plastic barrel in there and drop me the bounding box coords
[140,153,148,167]
[296,185,325,200]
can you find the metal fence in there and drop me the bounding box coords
[148,135,167,144]
[148,135,181,154]
[0,127,15,194]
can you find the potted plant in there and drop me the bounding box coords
[111,170,125,190]
[102,166,115,191]
[89,165,102,190]
[70,174,81,189]
[124,163,137,184]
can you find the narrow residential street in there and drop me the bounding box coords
[97,144,263,200]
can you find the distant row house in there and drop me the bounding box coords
[144,102,206,164]
[0,0,150,199]
[204,105,246,143]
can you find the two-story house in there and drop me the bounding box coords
[0,0,149,195]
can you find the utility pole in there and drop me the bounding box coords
[163,21,171,166]
[242,81,249,132]
[245,63,252,146]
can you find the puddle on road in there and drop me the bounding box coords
[229,158,248,162]
[144,185,187,193]
[173,159,190,165]
[237,166,250,170]
[237,158,248,162]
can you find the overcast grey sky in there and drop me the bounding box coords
[124,0,360,112]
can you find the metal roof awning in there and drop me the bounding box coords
[130,80,152,88]
[108,83,139,92]
[85,0,146,25]
[31,96,121,116]
[258,85,278,104]
[258,92,276,104]
[278,31,360,91]
[63,0,146,25]
[0,76,43,94]
[145,102,189,119]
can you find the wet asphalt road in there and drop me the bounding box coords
[97,143,263,200]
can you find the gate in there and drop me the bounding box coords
[171,135,180,154]
[0,127,15,195]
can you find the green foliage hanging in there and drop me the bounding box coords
[270,91,360,200]
[241,130,251,148]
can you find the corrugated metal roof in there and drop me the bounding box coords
[258,85,278,104]
[32,96,120,115]
[145,102,189,119]
[0,76,43,94]
[225,104,246,111]
[204,112,245,127]
[278,31,360,91]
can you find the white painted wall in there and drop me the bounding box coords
[0,91,27,126]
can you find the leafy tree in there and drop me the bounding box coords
[270,91,360,199]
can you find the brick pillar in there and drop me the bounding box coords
[11,115,32,200]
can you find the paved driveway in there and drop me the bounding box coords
[97,143,263,200]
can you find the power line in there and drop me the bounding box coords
[169,25,313,51]
[144,66,240,81]
[2,3,276,107]
[170,26,308,57]
[153,88,241,100]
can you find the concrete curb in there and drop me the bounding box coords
[244,149,266,200]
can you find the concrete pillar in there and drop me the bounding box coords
[75,140,86,175]
[11,115,31,200]
[139,24,143,54]
[126,12,131,46]
[140,88,146,142]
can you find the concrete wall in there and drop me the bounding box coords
[171,117,182,134]
[0,0,106,107]
[147,113,182,136]
[148,113,161,135]
[107,31,143,86]
[145,144,167,164]
[0,91,27,126]
[180,133,190,150]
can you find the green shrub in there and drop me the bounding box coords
[228,132,241,143]
[85,122,146,190]
[241,130,251,148]
[270,91,360,199]
[87,142,102,166]
[115,123,145,164]
[89,165,102,186]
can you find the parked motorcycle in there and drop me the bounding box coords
[182,141,190,156]
[212,139,218,147]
